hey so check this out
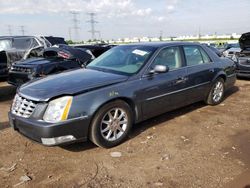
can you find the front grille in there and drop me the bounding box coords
[11,94,37,118]
[11,66,32,73]
[239,58,250,66]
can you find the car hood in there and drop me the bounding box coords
[239,32,250,50]
[19,68,128,101]
[15,57,60,66]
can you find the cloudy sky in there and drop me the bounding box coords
[0,0,250,41]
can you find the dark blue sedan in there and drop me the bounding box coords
[9,42,236,148]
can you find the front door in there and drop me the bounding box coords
[140,46,188,119]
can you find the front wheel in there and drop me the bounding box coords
[89,100,133,148]
[206,78,225,105]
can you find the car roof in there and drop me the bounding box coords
[0,36,36,40]
[123,41,199,48]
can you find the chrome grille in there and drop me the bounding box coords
[11,94,37,118]
[11,66,32,73]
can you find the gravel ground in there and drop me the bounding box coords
[0,79,250,188]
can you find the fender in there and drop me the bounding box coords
[212,71,226,83]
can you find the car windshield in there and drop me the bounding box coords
[12,38,39,50]
[87,45,156,75]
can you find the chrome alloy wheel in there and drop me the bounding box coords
[212,81,224,103]
[100,108,128,141]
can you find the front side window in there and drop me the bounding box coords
[151,46,182,70]
[87,45,156,75]
[183,46,211,66]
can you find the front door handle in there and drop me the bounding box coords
[175,77,188,84]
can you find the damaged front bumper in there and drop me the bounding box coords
[9,112,90,146]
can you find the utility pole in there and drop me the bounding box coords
[159,30,163,41]
[198,26,201,39]
[68,27,72,41]
[20,25,26,35]
[7,25,12,36]
[70,11,80,41]
[87,13,99,41]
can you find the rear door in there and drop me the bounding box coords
[141,46,188,119]
[182,45,216,103]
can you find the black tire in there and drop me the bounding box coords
[89,100,133,148]
[206,77,225,105]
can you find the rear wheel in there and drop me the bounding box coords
[89,100,133,148]
[206,78,225,105]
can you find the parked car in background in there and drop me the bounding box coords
[0,36,67,78]
[8,45,93,86]
[9,42,236,148]
[74,44,115,58]
[202,44,223,57]
[223,47,241,59]
[218,43,240,52]
[0,50,8,78]
[233,32,250,78]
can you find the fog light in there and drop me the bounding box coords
[41,135,76,146]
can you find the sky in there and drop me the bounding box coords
[0,0,250,41]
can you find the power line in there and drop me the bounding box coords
[87,13,99,41]
[70,11,81,41]
[19,25,26,35]
[7,25,12,36]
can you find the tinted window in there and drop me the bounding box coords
[151,47,182,70]
[184,46,205,66]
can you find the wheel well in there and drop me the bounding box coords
[88,97,137,138]
[92,97,137,124]
[217,74,226,82]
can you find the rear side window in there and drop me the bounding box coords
[183,46,211,66]
[199,47,211,63]
[151,46,182,70]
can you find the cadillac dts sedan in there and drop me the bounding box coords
[9,42,236,148]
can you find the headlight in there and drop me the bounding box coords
[43,96,73,123]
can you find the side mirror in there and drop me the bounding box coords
[149,65,169,74]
